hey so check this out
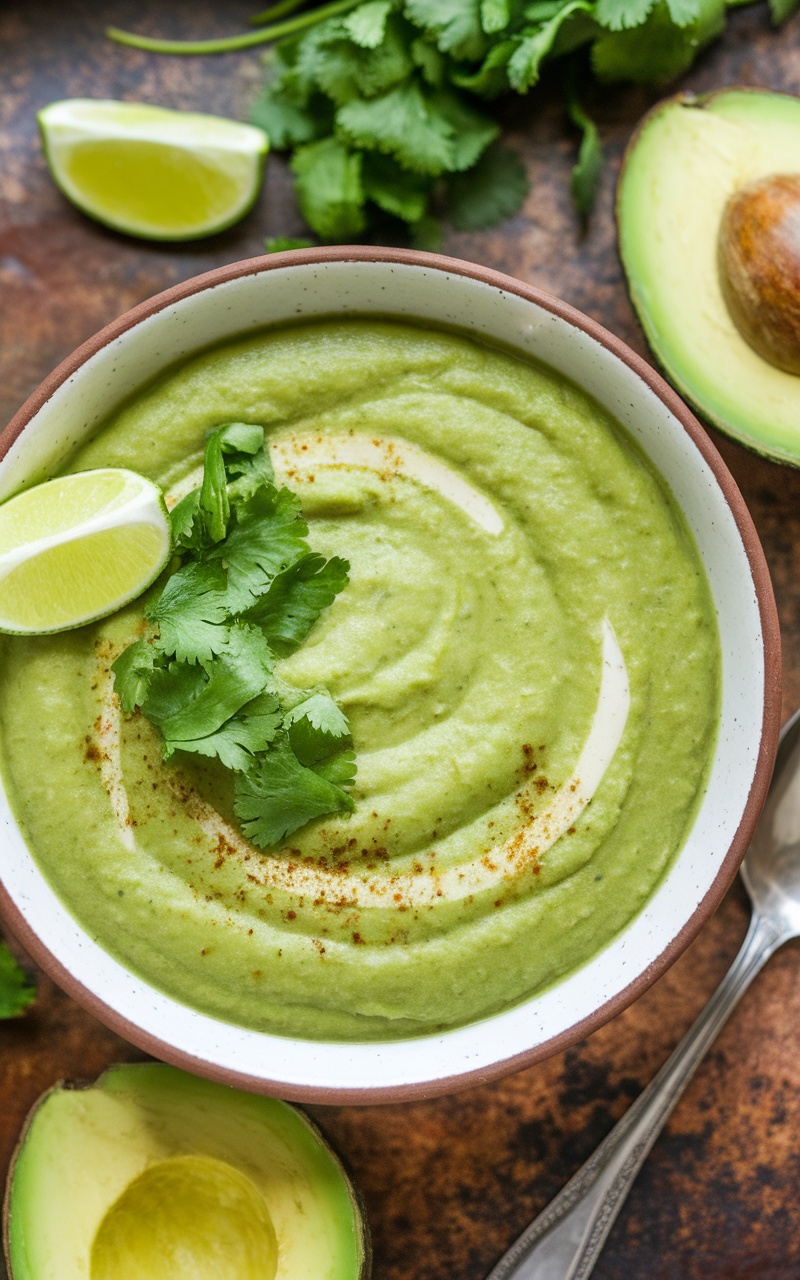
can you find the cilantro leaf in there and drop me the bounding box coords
[199,428,230,544]
[343,0,393,47]
[410,36,445,86]
[250,40,335,146]
[275,30,327,102]
[337,82,497,176]
[251,83,330,147]
[143,660,208,729]
[147,561,230,665]
[289,690,351,739]
[431,88,500,170]
[151,625,275,746]
[592,0,724,80]
[595,0,654,30]
[508,1,593,90]
[549,8,600,62]
[247,552,350,656]
[362,152,431,223]
[220,423,275,503]
[664,0,702,24]
[337,81,454,175]
[265,235,316,251]
[403,0,488,61]
[286,689,352,764]
[291,136,367,239]
[411,213,444,251]
[313,749,358,787]
[172,425,273,552]
[169,693,282,772]
[0,942,35,1018]
[198,422,272,545]
[292,16,413,106]
[208,485,309,613]
[447,144,528,229]
[481,0,512,32]
[523,1,567,19]
[112,636,160,714]
[770,0,800,22]
[451,39,518,97]
[234,732,355,847]
[170,489,202,550]
[219,423,265,455]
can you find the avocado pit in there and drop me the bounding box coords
[718,173,800,375]
[90,1154,278,1280]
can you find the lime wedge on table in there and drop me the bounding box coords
[0,469,171,634]
[38,100,268,241]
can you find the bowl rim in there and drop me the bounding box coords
[0,245,782,1103]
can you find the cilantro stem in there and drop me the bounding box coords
[106,0,360,55]
[565,61,603,222]
[250,0,308,26]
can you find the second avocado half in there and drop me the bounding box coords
[4,1063,370,1280]
[618,87,800,466]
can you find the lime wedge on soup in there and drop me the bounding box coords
[38,99,268,241]
[0,469,171,633]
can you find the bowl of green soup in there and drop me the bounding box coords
[0,248,780,1101]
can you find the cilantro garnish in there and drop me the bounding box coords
[0,942,35,1019]
[235,732,355,848]
[112,424,355,848]
[247,552,351,656]
[146,562,230,665]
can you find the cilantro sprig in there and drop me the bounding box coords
[0,942,35,1019]
[106,0,800,236]
[112,424,355,848]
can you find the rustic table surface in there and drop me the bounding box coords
[2,4,800,1277]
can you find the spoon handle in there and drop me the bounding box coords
[487,910,786,1280]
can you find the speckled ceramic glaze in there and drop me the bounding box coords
[0,249,781,1102]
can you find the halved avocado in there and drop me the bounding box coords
[618,88,800,465]
[3,1063,370,1280]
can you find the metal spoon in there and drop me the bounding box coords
[487,708,800,1280]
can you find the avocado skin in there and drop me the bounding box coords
[617,87,800,467]
[3,1063,371,1280]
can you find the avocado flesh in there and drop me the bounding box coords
[5,1064,369,1280]
[618,89,800,465]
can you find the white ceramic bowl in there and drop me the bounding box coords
[0,249,781,1103]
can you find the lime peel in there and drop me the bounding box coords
[0,469,172,634]
[38,100,268,241]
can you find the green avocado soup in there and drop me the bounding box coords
[0,320,721,1040]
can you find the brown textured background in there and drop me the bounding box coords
[1,4,800,1276]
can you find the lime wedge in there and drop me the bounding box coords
[0,469,172,634]
[38,99,268,241]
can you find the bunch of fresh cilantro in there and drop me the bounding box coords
[112,423,356,848]
[109,0,798,243]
